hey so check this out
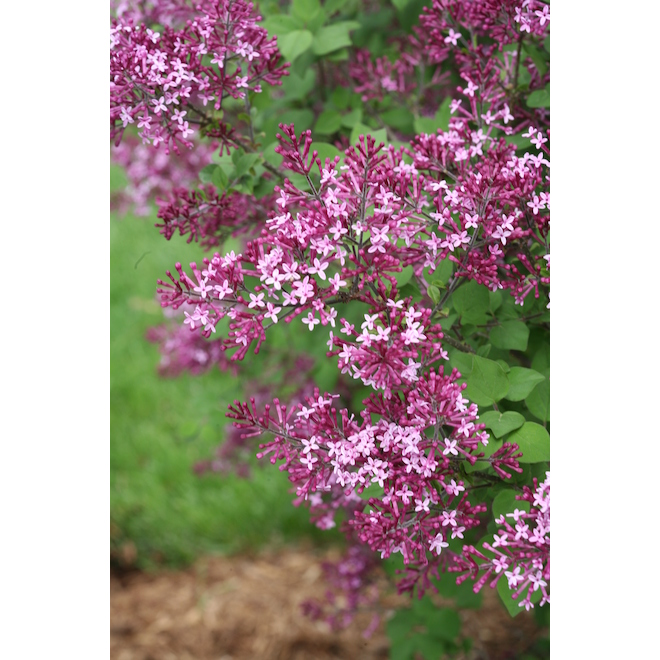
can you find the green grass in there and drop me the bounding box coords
[111,166,341,569]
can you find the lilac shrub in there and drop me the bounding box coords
[111,0,550,638]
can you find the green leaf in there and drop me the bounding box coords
[350,122,387,146]
[261,15,304,36]
[531,345,550,377]
[340,107,363,128]
[390,637,417,660]
[464,356,509,406]
[234,153,261,179]
[454,582,483,609]
[415,636,446,659]
[489,289,503,313]
[268,108,315,135]
[505,132,533,153]
[434,96,452,129]
[277,29,313,62]
[325,47,349,61]
[505,367,545,402]
[395,266,414,288]
[307,8,328,33]
[352,9,394,51]
[525,378,549,422]
[479,411,525,439]
[262,141,283,168]
[199,164,218,184]
[323,0,349,14]
[211,165,229,190]
[314,109,342,135]
[497,575,543,617]
[391,0,412,11]
[291,0,321,21]
[507,422,550,463]
[449,350,473,377]
[312,21,361,55]
[432,258,454,285]
[231,148,243,166]
[476,344,491,358]
[379,107,412,133]
[427,285,441,305]
[387,608,416,643]
[440,313,457,332]
[312,142,342,166]
[253,176,277,197]
[413,117,439,135]
[452,280,491,325]
[281,69,316,101]
[492,489,530,520]
[428,608,461,642]
[330,86,350,110]
[490,320,530,351]
[527,84,550,108]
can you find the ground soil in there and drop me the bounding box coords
[111,544,547,660]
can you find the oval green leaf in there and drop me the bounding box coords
[507,422,549,463]
[314,109,342,135]
[277,30,313,62]
[463,355,510,406]
[452,280,491,325]
[525,377,550,422]
[479,411,525,439]
[527,85,550,108]
[312,21,360,55]
[505,367,545,401]
[490,320,530,351]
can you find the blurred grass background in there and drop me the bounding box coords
[111,165,339,570]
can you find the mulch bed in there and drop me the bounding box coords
[111,544,547,659]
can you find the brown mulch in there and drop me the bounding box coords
[111,544,546,660]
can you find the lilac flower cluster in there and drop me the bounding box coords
[113,0,552,610]
[224,367,525,578]
[110,0,288,152]
[452,472,550,610]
